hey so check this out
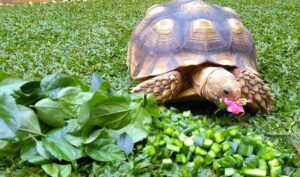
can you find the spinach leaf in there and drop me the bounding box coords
[13,81,44,106]
[21,141,49,165]
[42,163,72,177]
[43,128,83,161]
[40,73,88,98]
[35,98,72,128]
[0,140,20,159]
[116,132,134,155]
[0,78,28,95]
[16,105,41,140]
[55,87,94,116]
[85,130,125,162]
[0,94,20,139]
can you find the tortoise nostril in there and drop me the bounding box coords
[223,89,229,95]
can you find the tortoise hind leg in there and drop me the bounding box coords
[131,71,182,103]
[233,68,273,114]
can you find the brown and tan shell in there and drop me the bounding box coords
[127,0,257,80]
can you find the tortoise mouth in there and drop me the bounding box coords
[221,97,252,105]
[220,97,252,115]
[222,98,244,114]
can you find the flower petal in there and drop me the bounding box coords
[226,102,244,114]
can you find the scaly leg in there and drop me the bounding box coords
[131,71,182,103]
[233,68,273,113]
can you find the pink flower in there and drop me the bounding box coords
[223,98,245,115]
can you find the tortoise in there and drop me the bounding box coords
[127,0,272,114]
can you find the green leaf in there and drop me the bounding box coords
[36,141,52,159]
[107,94,154,143]
[131,93,160,117]
[20,141,49,165]
[13,81,44,106]
[127,106,152,143]
[65,119,83,134]
[40,73,88,98]
[0,94,20,139]
[86,144,125,162]
[42,163,72,177]
[91,95,133,129]
[88,130,114,145]
[85,130,125,162]
[111,106,152,143]
[43,128,83,161]
[55,87,94,116]
[35,98,72,128]
[77,90,108,127]
[63,134,83,147]
[16,105,41,140]
[116,132,134,155]
[0,140,20,158]
[90,73,112,92]
[125,107,152,143]
[0,77,28,95]
[82,129,104,144]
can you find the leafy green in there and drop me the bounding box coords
[40,73,88,98]
[0,140,20,158]
[35,98,72,128]
[85,130,125,162]
[21,141,49,165]
[13,81,44,106]
[91,95,133,129]
[43,128,83,161]
[0,78,28,95]
[16,105,41,140]
[42,163,72,177]
[122,105,152,143]
[0,94,20,139]
[36,141,52,160]
[116,132,134,155]
[0,72,159,175]
[55,87,94,116]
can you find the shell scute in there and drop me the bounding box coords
[184,19,226,52]
[181,1,211,14]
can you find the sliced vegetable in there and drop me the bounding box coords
[203,139,213,149]
[166,144,180,152]
[243,168,267,176]
[225,168,236,176]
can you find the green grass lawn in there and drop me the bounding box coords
[0,0,299,176]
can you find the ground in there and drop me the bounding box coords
[0,0,299,176]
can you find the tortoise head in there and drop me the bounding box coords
[193,67,241,105]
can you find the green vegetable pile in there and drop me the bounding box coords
[0,72,160,176]
[143,109,298,176]
[1,73,298,176]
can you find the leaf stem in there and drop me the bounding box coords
[18,128,45,137]
[28,133,38,142]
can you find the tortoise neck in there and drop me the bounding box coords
[192,67,224,99]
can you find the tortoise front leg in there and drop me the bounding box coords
[131,71,182,103]
[233,68,273,113]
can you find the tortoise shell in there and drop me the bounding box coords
[127,0,257,80]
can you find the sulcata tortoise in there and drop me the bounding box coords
[127,0,272,114]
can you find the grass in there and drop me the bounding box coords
[0,0,299,176]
